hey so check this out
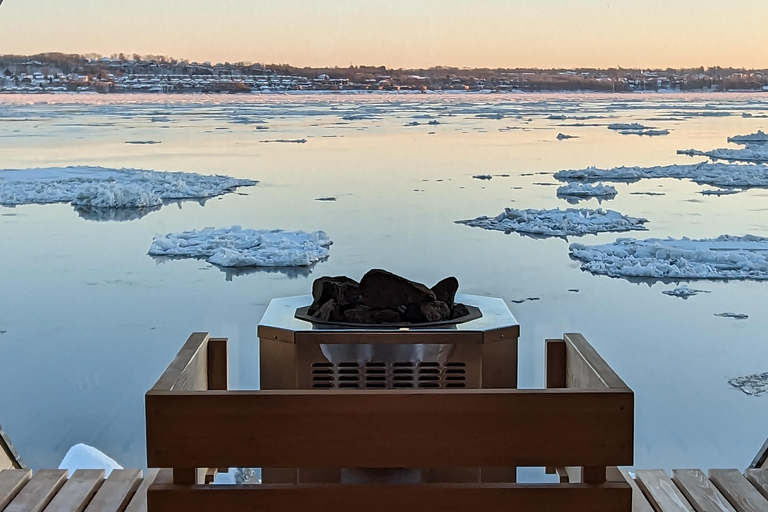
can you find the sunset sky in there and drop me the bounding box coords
[1,0,766,69]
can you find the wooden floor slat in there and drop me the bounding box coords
[124,469,160,512]
[709,469,768,512]
[743,469,768,501]
[635,469,696,512]
[84,469,142,512]
[672,469,736,512]
[614,469,654,512]
[2,466,768,512]
[0,470,31,509]
[44,469,106,512]
[4,469,67,512]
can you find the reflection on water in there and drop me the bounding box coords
[73,198,212,222]
[75,205,162,222]
[1,92,768,475]
[150,255,318,281]
[217,265,315,281]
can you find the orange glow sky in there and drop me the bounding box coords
[1,0,766,69]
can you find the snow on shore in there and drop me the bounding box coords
[557,182,617,198]
[456,207,647,237]
[0,166,257,208]
[59,444,122,476]
[149,226,332,267]
[728,130,768,144]
[569,235,768,280]
[554,162,768,189]
[678,145,768,163]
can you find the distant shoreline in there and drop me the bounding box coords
[3,89,768,96]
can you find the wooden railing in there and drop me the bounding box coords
[145,332,634,511]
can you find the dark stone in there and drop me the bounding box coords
[358,269,435,310]
[308,276,359,315]
[451,303,470,319]
[343,307,376,324]
[306,270,467,325]
[343,307,404,324]
[431,277,459,308]
[420,301,451,322]
[373,309,402,324]
[404,303,427,323]
[314,299,338,322]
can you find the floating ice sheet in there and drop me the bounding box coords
[554,163,768,189]
[59,444,123,477]
[569,235,768,280]
[715,312,749,320]
[662,285,710,298]
[729,372,768,396]
[557,182,617,198]
[728,130,768,144]
[619,129,670,136]
[607,123,653,130]
[457,207,647,237]
[148,226,332,267]
[678,145,768,163]
[0,166,257,209]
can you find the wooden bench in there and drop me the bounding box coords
[145,332,634,511]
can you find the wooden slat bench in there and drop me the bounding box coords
[144,332,635,511]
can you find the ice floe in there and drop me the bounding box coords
[619,129,670,136]
[678,145,768,163]
[607,123,652,131]
[727,130,768,144]
[715,312,749,320]
[456,207,647,237]
[700,189,740,196]
[0,167,257,212]
[557,182,617,198]
[59,444,122,477]
[148,226,332,268]
[554,163,768,189]
[729,372,768,396]
[569,235,768,280]
[662,285,710,298]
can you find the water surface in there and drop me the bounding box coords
[1,92,767,472]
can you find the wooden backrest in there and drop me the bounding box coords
[146,332,634,512]
[146,332,633,471]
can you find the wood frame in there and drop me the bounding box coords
[146,332,633,511]
[0,423,24,470]
[751,436,768,469]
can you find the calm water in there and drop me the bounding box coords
[1,92,767,472]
